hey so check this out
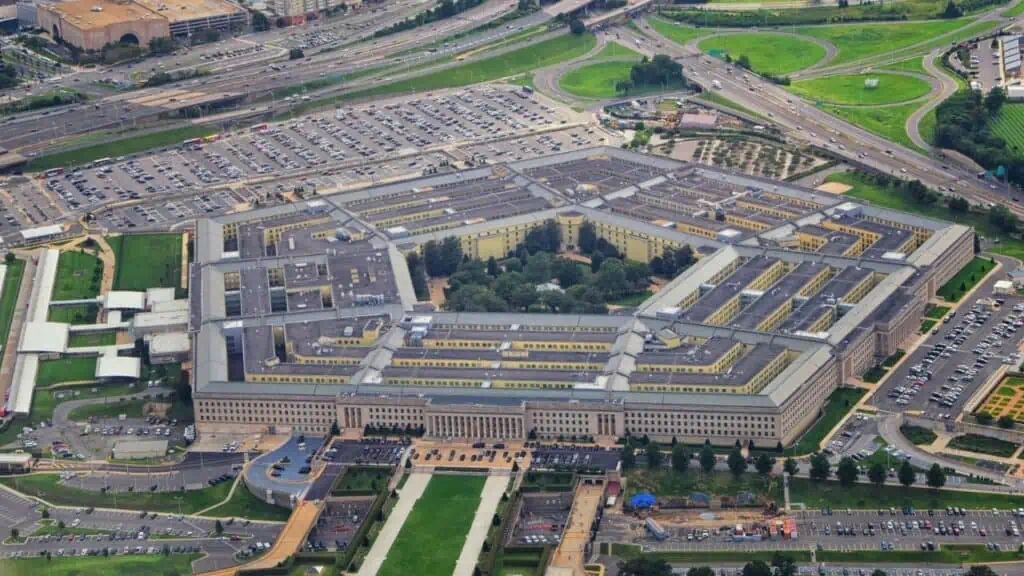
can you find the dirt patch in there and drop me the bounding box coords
[144,401,171,417]
[427,277,448,307]
[816,182,853,194]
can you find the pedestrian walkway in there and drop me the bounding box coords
[357,472,431,576]
[454,475,508,576]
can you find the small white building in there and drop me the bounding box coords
[95,355,141,382]
[148,332,190,365]
[994,280,1015,295]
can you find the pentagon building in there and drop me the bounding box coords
[189,147,972,446]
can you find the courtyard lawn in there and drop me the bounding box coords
[900,424,938,445]
[947,433,1018,457]
[107,234,184,292]
[0,473,233,514]
[52,250,103,300]
[789,73,932,106]
[333,467,391,494]
[37,357,98,386]
[936,257,995,302]
[202,480,292,522]
[560,61,637,98]
[991,103,1024,158]
[796,19,970,66]
[593,41,642,60]
[822,102,921,150]
[0,553,201,576]
[787,388,866,456]
[67,331,116,348]
[648,16,707,47]
[698,34,826,75]
[377,474,486,576]
[48,304,99,325]
[0,258,24,350]
[67,398,147,421]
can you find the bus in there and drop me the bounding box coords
[43,168,64,178]
[182,138,202,147]
[92,157,113,168]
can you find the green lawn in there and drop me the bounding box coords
[291,33,596,115]
[0,259,24,352]
[0,383,138,446]
[648,16,707,47]
[37,357,98,386]
[378,475,486,576]
[920,106,938,145]
[1004,0,1024,16]
[52,251,102,300]
[611,544,811,563]
[25,126,218,172]
[696,91,768,121]
[877,56,927,75]
[796,19,971,66]
[948,433,1018,457]
[0,553,201,576]
[817,545,1024,564]
[936,257,995,302]
[787,388,866,456]
[900,424,938,445]
[822,102,922,150]
[789,73,932,105]
[609,291,654,306]
[625,469,778,500]
[107,234,184,292]
[926,305,951,319]
[0,473,233,514]
[991,103,1024,158]
[333,467,391,494]
[594,41,642,60]
[67,398,147,421]
[201,480,292,522]
[67,332,116,348]
[921,319,937,333]
[787,476,1024,509]
[698,33,826,75]
[48,304,99,325]
[560,61,636,98]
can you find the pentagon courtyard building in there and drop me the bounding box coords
[189,147,973,447]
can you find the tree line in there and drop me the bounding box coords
[933,87,1024,189]
[375,0,485,37]
[616,55,687,96]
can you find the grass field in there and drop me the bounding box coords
[789,73,932,105]
[67,398,147,421]
[52,251,102,300]
[900,424,938,445]
[936,257,995,302]
[1004,0,1024,16]
[67,332,116,348]
[698,33,826,75]
[0,473,233,514]
[926,305,951,319]
[25,126,217,173]
[696,91,768,120]
[948,433,1018,457]
[991,103,1024,157]
[593,41,642,59]
[877,56,928,75]
[0,553,201,576]
[788,388,866,456]
[612,543,812,563]
[107,234,183,292]
[378,475,486,576]
[787,476,1024,509]
[920,106,938,144]
[291,33,596,115]
[921,319,938,333]
[648,16,706,48]
[797,20,970,66]
[823,102,921,150]
[48,304,99,325]
[333,468,391,494]
[560,61,636,98]
[37,357,98,386]
[202,480,292,522]
[0,259,24,353]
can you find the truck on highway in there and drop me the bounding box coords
[712,80,722,89]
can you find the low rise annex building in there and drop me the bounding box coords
[189,147,973,447]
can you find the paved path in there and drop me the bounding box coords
[357,471,431,576]
[454,475,508,576]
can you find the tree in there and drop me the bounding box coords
[671,445,690,474]
[569,17,585,35]
[10,528,18,541]
[621,445,635,470]
[783,457,799,476]
[966,567,998,576]
[41,508,49,519]
[486,256,499,277]
[998,415,1016,429]
[578,221,597,253]
[57,520,65,532]
[837,456,859,486]
[809,453,830,481]
[590,250,605,273]
[868,462,887,487]
[688,568,716,576]
[985,86,1006,116]
[4,253,15,265]
[330,421,340,436]
[215,520,224,535]
[898,459,916,488]
[771,553,797,576]
[872,570,888,576]
[251,10,270,31]
[775,441,784,453]
[976,411,994,425]
[615,80,633,95]
[619,557,673,576]
[736,54,752,70]
[289,47,304,60]
[646,441,663,469]
[942,0,962,17]
[742,560,772,576]
[755,453,775,476]
[492,513,501,526]
[699,446,716,473]
[727,448,747,477]
[927,463,947,490]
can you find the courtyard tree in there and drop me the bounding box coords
[727,448,746,477]
[783,457,799,476]
[755,453,775,476]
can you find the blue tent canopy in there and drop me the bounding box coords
[630,492,656,509]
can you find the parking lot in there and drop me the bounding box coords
[509,493,572,547]
[329,439,407,466]
[871,278,1024,419]
[530,444,622,471]
[307,498,374,551]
